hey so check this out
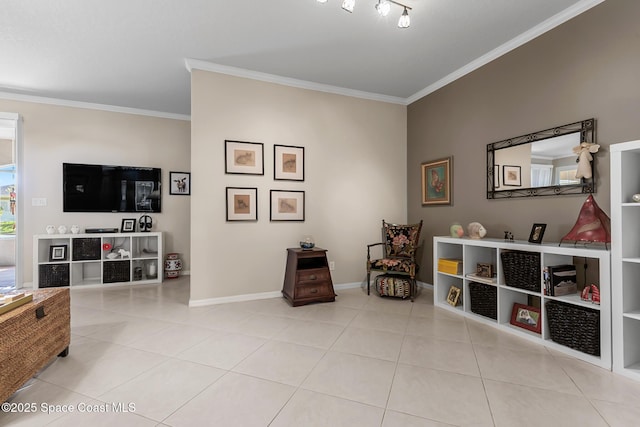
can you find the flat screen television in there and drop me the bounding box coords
[63,163,161,213]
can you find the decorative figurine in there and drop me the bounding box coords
[573,141,600,179]
[71,225,81,234]
[57,225,67,234]
[450,223,464,238]
[46,225,56,234]
[467,222,487,239]
[560,195,611,245]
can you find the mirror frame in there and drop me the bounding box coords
[487,118,596,199]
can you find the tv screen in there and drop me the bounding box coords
[63,163,161,213]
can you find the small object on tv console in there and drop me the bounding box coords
[85,228,119,234]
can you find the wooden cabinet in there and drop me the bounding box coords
[282,248,336,306]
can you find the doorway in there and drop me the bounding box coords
[0,113,21,290]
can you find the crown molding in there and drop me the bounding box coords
[185,58,408,106]
[0,91,191,121]
[406,0,605,104]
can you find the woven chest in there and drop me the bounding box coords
[375,274,412,299]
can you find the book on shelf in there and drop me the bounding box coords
[465,272,497,284]
[0,293,33,316]
[544,264,577,296]
[438,258,463,275]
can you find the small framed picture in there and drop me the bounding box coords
[528,223,547,244]
[49,244,68,262]
[503,165,522,186]
[121,218,136,233]
[421,157,452,205]
[170,171,190,195]
[225,140,264,175]
[510,303,541,333]
[226,187,258,221]
[274,144,304,181]
[270,190,305,221]
[446,285,461,307]
[476,263,494,278]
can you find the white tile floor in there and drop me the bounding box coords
[3,277,640,426]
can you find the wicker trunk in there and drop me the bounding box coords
[0,288,71,402]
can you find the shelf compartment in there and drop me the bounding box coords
[37,237,71,263]
[38,263,70,287]
[469,281,497,320]
[71,262,101,286]
[437,276,463,307]
[622,262,640,314]
[624,317,640,369]
[72,238,101,261]
[546,300,600,356]
[103,260,131,283]
[131,235,160,259]
[498,287,537,326]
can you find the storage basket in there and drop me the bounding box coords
[375,274,411,299]
[38,263,70,287]
[501,250,540,292]
[469,282,497,320]
[72,238,101,261]
[103,260,130,283]
[546,300,600,356]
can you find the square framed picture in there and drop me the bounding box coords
[49,244,68,262]
[226,187,258,221]
[225,140,264,175]
[446,285,461,307]
[503,165,522,186]
[270,190,305,221]
[121,218,136,233]
[510,303,541,334]
[528,223,547,244]
[421,157,452,205]
[274,144,304,181]
[170,171,191,195]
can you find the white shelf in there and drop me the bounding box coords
[434,236,611,369]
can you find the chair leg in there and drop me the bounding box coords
[367,272,370,295]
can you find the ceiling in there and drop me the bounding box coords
[0,0,601,118]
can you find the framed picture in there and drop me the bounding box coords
[49,244,68,262]
[274,144,304,181]
[121,218,136,232]
[270,190,305,221]
[225,140,264,175]
[503,165,522,186]
[528,223,547,244]
[494,164,500,188]
[510,303,541,333]
[421,157,452,205]
[446,285,461,307]
[226,187,258,221]
[476,263,494,278]
[170,171,191,195]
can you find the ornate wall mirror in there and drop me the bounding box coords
[487,118,596,199]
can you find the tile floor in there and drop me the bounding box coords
[3,277,640,426]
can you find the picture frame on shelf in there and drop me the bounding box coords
[225,140,264,175]
[421,157,452,205]
[510,303,541,333]
[476,262,494,278]
[169,171,191,195]
[528,223,547,244]
[121,218,136,233]
[226,187,258,221]
[270,190,305,221]
[274,144,304,181]
[446,285,461,307]
[503,165,522,186]
[49,244,68,262]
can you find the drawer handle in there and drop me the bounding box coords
[309,275,317,280]
[36,307,46,319]
[310,289,318,294]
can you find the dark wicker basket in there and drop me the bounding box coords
[72,238,101,261]
[501,251,540,292]
[546,300,600,356]
[103,260,130,283]
[39,263,70,287]
[469,282,497,320]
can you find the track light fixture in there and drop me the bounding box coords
[316,0,412,28]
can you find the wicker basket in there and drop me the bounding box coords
[72,238,101,261]
[103,260,130,283]
[469,282,497,320]
[546,300,600,356]
[501,251,540,292]
[375,274,411,299]
[38,263,70,287]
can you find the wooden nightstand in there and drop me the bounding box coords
[282,248,336,307]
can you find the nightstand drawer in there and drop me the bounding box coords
[296,269,331,285]
[295,282,332,299]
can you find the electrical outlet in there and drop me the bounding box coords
[329,261,335,271]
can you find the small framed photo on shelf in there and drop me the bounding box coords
[446,285,462,307]
[270,190,305,221]
[476,263,494,278]
[503,165,522,186]
[510,303,541,333]
[274,144,304,181]
[225,140,264,175]
[121,218,136,233]
[169,171,190,195]
[226,187,258,221]
[528,223,547,244]
[49,244,68,262]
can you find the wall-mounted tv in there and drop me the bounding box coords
[63,163,161,213]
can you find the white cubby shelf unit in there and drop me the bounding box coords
[34,232,163,288]
[433,236,611,369]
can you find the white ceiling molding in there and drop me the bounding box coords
[0,91,190,122]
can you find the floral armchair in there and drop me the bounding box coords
[366,220,423,299]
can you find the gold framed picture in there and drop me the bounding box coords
[421,157,452,205]
[446,285,461,307]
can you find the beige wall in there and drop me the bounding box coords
[407,0,640,282]
[0,99,191,285]
[190,70,407,303]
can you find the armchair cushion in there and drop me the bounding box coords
[368,258,416,276]
[384,222,422,258]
